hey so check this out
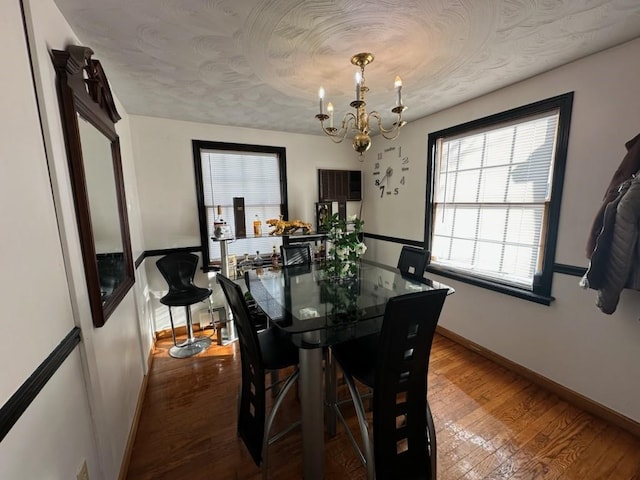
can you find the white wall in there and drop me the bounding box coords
[0,1,150,479]
[361,37,640,423]
[130,116,361,250]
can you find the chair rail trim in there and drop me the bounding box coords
[0,327,81,442]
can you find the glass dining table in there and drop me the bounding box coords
[246,260,453,480]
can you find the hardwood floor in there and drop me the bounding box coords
[125,332,640,479]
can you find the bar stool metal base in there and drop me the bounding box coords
[167,304,212,359]
[169,336,212,358]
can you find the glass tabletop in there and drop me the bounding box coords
[246,261,453,348]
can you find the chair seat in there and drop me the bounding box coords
[331,334,378,388]
[258,327,299,370]
[160,286,212,307]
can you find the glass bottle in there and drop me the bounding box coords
[213,204,224,238]
[253,214,262,236]
[238,253,251,275]
[253,250,263,267]
[254,250,264,275]
[271,245,279,268]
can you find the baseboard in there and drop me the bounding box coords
[118,344,155,480]
[435,325,640,439]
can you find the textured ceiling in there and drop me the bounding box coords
[53,0,640,136]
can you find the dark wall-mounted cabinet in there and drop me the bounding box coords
[318,169,362,201]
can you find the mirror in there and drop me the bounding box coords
[52,45,134,327]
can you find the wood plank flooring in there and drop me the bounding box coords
[125,332,640,479]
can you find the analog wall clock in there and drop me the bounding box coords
[372,146,410,198]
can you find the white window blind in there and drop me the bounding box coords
[431,112,559,289]
[201,149,284,262]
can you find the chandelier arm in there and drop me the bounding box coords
[326,132,346,144]
[320,113,357,143]
[368,111,403,140]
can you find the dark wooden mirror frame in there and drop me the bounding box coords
[52,45,134,327]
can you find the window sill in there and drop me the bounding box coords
[425,265,554,306]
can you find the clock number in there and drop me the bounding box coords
[377,153,382,161]
[400,176,405,185]
[394,188,399,195]
[374,161,380,169]
[379,185,385,198]
[402,156,409,164]
[375,179,380,186]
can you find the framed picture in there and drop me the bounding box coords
[316,202,332,232]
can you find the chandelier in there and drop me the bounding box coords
[315,52,407,156]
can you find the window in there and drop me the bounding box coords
[426,93,573,304]
[193,141,288,270]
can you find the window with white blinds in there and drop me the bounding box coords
[193,141,287,267]
[426,93,573,302]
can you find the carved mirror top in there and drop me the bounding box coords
[53,45,120,135]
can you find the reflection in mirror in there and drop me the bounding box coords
[77,115,126,302]
[52,45,134,327]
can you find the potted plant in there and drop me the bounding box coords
[322,213,366,278]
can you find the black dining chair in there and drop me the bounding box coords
[330,289,448,480]
[397,245,430,281]
[156,252,213,358]
[280,244,312,267]
[217,274,300,479]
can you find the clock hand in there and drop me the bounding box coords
[381,167,393,184]
[375,166,394,190]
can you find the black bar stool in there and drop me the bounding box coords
[156,252,212,358]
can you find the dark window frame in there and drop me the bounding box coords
[192,140,288,272]
[425,92,574,305]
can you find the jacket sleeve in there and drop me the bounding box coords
[580,183,629,290]
[596,177,640,314]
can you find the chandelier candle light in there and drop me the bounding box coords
[315,52,407,156]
